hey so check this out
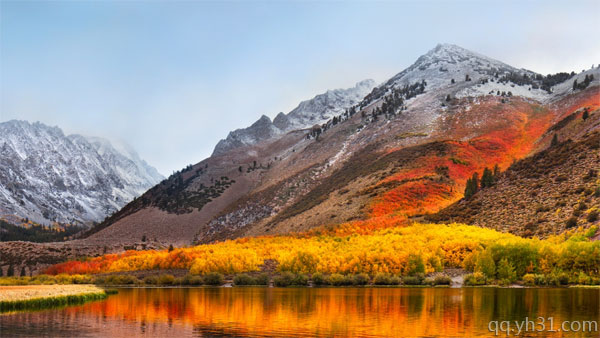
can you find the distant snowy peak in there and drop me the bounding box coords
[276,79,376,131]
[388,43,535,92]
[212,79,376,156]
[0,120,164,226]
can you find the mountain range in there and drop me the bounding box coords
[1,43,598,274]
[0,120,164,227]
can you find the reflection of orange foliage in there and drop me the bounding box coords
[57,287,598,338]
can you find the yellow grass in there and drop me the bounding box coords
[0,284,105,302]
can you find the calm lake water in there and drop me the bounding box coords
[0,287,598,337]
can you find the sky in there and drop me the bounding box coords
[1,0,599,176]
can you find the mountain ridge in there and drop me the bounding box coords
[0,120,164,227]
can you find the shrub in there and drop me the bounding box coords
[523,274,536,286]
[329,273,353,286]
[373,273,400,285]
[533,274,547,286]
[403,276,423,285]
[273,272,295,287]
[143,276,159,285]
[497,258,517,285]
[71,274,93,284]
[406,254,426,275]
[475,250,496,279]
[353,273,370,286]
[181,274,203,285]
[158,274,175,285]
[565,217,578,228]
[311,272,329,286]
[105,274,138,285]
[203,272,224,286]
[291,274,309,286]
[577,272,592,285]
[464,272,487,286]
[255,273,270,286]
[233,274,257,286]
[373,273,391,285]
[432,275,452,286]
[587,210,599,223]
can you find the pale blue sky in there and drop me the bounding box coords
[1,0,599,175]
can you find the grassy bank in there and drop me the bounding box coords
[0,285,115,313]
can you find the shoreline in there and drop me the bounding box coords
[0,285,115,313]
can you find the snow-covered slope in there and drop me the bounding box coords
[212,79,376,155]
[0,120,164,226]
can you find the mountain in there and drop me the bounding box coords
[0,120,164,226]
[2,43,598,274]
[428,102,600,237]
[212,79,376,156]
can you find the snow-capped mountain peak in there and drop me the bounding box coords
[212,79,376,155]
[0,120,164,226]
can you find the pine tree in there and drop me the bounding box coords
[481,167,494,188]
[464,173,480,199]
[573,79,578,90]
[582,108,589,120]
[20,266,26,277]
[7,265,14,277]
[168,244,174,252]
[493,164,500,178]
[551,133,558,147]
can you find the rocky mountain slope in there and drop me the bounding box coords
[81,44,599,247]
[0,120,164,226]
[428,102,600,237]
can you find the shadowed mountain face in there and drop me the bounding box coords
[0,120,164,226]
[3,44,598,274]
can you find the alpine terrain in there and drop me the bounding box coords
[0,120,164,228]
[1,43,599,275]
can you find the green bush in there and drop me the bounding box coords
[158,274,175,285]
[291,274,309,286]
[373,273,391,285]
[181,274,204,285]
[406,254,426,275]
[311,272,329,286]
[373,273,400,285]
[203,272,224,286]
[255,273,270,286]
[475,250,496,279]
[143,276,159,285]
[464,272,487,286]
[497,258,517,285]
[328,273,351,286]
[432,275,452,286]
[273,272,295,287]
[353,273,370,286]
[403,276,423,285]
[105,275,138,285]
[233,274,257,286]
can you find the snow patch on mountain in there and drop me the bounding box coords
[0,120,164,226]
[212,79,376,156]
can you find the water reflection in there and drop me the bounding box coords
[0,287,598,337]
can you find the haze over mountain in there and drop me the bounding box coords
[0,120,164,226]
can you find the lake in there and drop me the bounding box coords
[0,287,598,337]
